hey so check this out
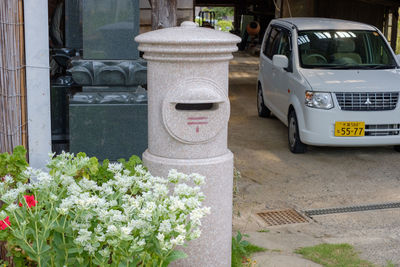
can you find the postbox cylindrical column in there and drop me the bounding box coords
[135,21,240,267]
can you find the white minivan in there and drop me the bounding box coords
[257,18,400,153]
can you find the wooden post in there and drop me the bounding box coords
[150,0,177,30]
[383,8,390,38]
[391,7,398,51]
[18,0,28,154]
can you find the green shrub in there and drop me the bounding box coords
[0,152,209,266]
[217,20,233,32]
[0,146,29,185]
[232,231,266,267]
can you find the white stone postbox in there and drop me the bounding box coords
[135,21,240,267]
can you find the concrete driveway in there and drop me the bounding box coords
[229,52,400,266]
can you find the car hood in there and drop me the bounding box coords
[299,68,400,92]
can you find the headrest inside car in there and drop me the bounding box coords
[335,39,355,52]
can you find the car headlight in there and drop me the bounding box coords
[305,91,334,109]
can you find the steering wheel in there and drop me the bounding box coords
[304,54,328,64]
[332,57,359,65]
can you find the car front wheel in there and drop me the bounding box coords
[288,110,307,154]
[257,84,271,118]
[394,146,400,152]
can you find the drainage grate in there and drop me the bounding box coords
[304,202,400,217]
[257,209,308,226]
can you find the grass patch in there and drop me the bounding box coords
[232,231,266,267]
[257,229,270,233]
[295,243,374,267]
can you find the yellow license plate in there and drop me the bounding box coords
[334,121,365,137]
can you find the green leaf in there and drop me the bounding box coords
[0,229,9,240]
[236,231,242,242]
[76,152,87,158]
[102,159,110,167]
[163,250,187,266]
[13,257,26,267]
[68,247,82,254]
[128,155,142,164]
[240,240,250,247]
[40,244,52,254]
[88,157,99,174]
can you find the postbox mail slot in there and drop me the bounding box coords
[175,103,217,111]
[162,78,230,144]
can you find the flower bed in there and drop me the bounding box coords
[0,147,209,266]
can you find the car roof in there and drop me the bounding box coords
[272,17,377,31]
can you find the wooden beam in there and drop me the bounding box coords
[357,0,400,7]
[150,0,177,29]
[195,0,239,5]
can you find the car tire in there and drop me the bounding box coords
[394,145,400,152]
[257,84,271,118]
[288,110,307,154]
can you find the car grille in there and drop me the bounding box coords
[335,92,399,111]
[365,124,400,136]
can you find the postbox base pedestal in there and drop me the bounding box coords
[143,150,233,267]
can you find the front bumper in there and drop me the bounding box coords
[299,106,400,146]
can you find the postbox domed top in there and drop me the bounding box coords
[135,22,241,61]
[135,21,241,45]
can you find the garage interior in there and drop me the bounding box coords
[217,0,400,265]
[193,0,400,265]
[195,0,400,51]
[18,1,400,265]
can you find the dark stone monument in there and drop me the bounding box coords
[68,0,147,161]
[65,0,83,50]
[82,0,139,60]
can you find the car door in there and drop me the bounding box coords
[260,26,281,113]
[272,28,294,121]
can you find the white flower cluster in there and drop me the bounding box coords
[0,181,28,204]
[0,153,210,263]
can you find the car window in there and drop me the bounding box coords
[298,30,397,69]
[262,27,271,56]
[276,30,292,70]
[367,32,393,65]
[277,30,292,59]
[264,27,280,59]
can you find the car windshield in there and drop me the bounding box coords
[298,30,398,69]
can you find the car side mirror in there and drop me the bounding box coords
[272,55,289,69]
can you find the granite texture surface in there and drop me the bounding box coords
[136,21,241,266]
[146,60,231,159]
[143,151,234,267]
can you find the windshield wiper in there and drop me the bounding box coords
[310,64,398,70]
[369,64,397,69]
[318,65,359,69]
